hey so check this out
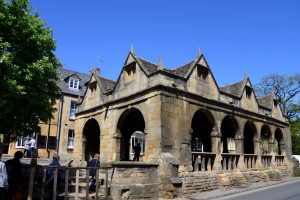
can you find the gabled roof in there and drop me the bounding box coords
[257,94,274,110]
[98,76,115,94]
[57,67,90,96]
[219,80,245,98]
[129,50,211,80]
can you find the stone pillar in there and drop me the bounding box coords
[112,129,122,161]
[253,137,262,169]
[211,122,222,171]
[235,134,246,171]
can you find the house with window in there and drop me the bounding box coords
[71,49,293,199]
[6,67,89,160]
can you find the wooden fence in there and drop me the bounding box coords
[20,165,114,200]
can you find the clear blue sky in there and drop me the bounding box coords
[30,0,300,86]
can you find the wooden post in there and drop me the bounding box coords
[64,168,69,200]
[105,168,109,198]
[75,169,79,200]
[95,169,99,199]
[86,168,90,199]
[53,168,58,200]
[27,167,35,200]
[41,168,47,200]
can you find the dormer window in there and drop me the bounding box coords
[245,86,252,98]
[69,78,79,90]
[197,65,209,80]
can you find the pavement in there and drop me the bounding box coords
[190,177,300,200]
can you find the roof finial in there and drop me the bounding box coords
[157,56,163,70]
[198,48,202,57]
[244,72,248,80]
[90,67,100,76]
[130,44,135,54]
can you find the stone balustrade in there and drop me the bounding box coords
[261,155,272,168]
[192,152,216,172]
[275,155,284,167]
[244,154,258,169]
[221,153,240,170]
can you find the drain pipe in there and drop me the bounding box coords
[56,95,64,154]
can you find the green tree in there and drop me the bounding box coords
[0,0,60,135]
[291,119,300,155]
[254,73,300,120]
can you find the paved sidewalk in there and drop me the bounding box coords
[190,177,300,200]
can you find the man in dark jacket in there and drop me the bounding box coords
[88,154,100,192]
[133,143,141,161]
[5,151,23,200]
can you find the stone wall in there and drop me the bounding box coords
[109,162,159,200]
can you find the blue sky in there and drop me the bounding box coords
[30,0,300,86]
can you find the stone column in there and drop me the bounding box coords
[112,129,122,161]
[211,121,222,171]
[253,137,262,169]
[235,134,246,171]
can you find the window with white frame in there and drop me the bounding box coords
[69,78,79,90]
[16,133,30,148]
[67,129,75,149]
[130,131,145,155]
[70,101,77,119]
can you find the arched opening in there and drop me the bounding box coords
[261,125,271,154]
[117,108,145,161]
[83,118,100,161]
[243,121,256,154]
[221,116,238,153]
[191,110,214,152]
[275,128,283,155]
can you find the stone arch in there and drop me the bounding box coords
[275,128,283,155]
[261,125,271,154]
[117,108,145,161]
[82,118,100,161]
[243,121,257,154]
[221,116,239,153]
[191,109,215,152]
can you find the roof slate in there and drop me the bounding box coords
[98,76,116,94]
[220,80,244,98]
[257,94,273,110]
[57,67,90,96]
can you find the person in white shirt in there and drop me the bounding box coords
[29,137,37,158]
[24,137,31,158]
[0,142,8,200]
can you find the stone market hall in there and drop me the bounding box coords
[72,49,292,199]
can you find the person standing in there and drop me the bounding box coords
[133,143,141,161]
[88,154,100,192]
[24,137,31,158]
[5,151,23,200]
[0,142,8,200]
[47,153,63,200]
[29,137,36,158]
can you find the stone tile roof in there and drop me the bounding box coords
[57,67,90,96]
[219,80,245,98]
[135,55,195,78]
[136,57,159,74]
[257,94,273,110]
[98,76,116,94]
